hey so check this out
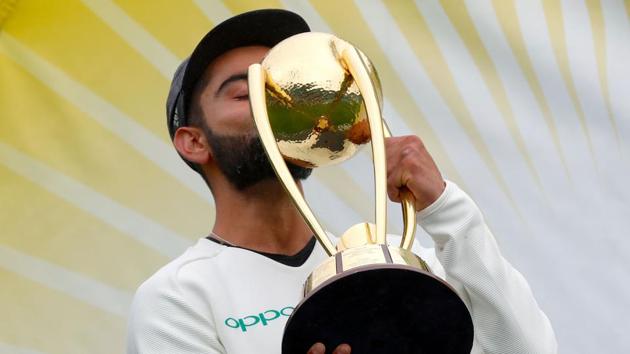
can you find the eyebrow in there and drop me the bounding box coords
[215,73,248,97]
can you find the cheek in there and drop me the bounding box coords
[209,100,256,134]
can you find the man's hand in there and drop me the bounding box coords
[385,135,445,211]
[307,343,351,354]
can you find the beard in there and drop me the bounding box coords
[203,125,312,191]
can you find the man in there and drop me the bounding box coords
[127,9,557,354]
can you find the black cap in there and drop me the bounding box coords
[166,9,310,144]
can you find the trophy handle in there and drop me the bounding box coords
[381,122,418,250]
[341,48,388,245]
[342,49,418,251]
[248,64,337,256]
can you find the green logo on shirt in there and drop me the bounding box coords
[225,306,294,332]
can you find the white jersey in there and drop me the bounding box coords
[127,181,557,353]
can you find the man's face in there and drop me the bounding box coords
[193,45,311,190]
[195,46,268,136]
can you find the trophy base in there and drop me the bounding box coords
[282,264,473,354]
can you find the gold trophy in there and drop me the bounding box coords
[248,32,473,354]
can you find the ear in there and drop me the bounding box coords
[173,127,212,165]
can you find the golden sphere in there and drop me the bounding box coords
[262,32,383,168]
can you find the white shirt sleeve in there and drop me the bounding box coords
[126,270,225,354]
[415,181,558,354]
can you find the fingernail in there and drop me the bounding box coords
[336,343,352,354]
[308,342,325,354]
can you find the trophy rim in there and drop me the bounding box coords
[304,245,432,294]
[303,262,463,308]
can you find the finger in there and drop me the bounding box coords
[385,136,416,204]
[387,172,402,203]
[404,170,445,211]
[388,158,417,204]
[332,343,352,354]
[384,137,402,172]
[308,342,326,354]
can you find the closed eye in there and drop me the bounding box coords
[221,80,248,101]
[216,73,248,98]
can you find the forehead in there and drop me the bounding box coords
[202,45,270,90]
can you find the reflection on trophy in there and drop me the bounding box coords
[248,32,473,354]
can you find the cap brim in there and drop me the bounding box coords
[180,9,310,116]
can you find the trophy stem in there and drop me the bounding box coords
[342,48,419,250]
[248,64,337,256]
[341,48,388,245]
